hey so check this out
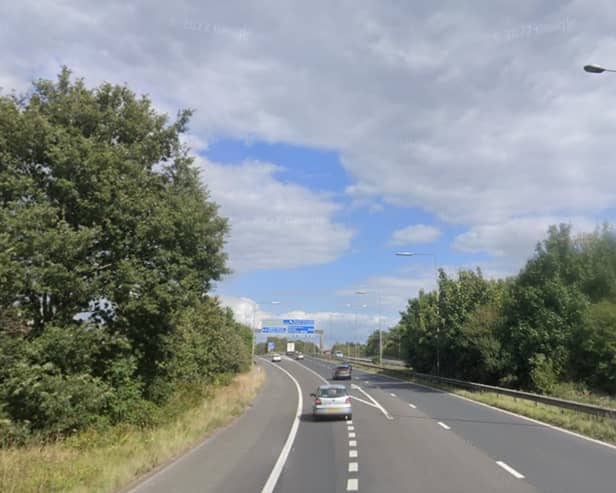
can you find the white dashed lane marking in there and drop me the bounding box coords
[348,432,356,438]
[496,461,525,479]
[438,422,451,430]
[349,440,357,447]
[408,403,416,409]
[347,478,359,491]
[348,462,358,472]
[349,449,358,458]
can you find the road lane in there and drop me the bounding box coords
[127,362,295,493]
[272,357,352,493]
[300,356,539,493]
[309,357,616,493]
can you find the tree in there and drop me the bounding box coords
[499,224,588,389]
[570,301,616,393]
[0,68,241,439]
[0,67,229,389]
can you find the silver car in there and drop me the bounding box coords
[311,384,352,420]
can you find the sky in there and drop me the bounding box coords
[2,1,616,345]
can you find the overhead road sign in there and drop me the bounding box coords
[288,325,315,334]
[283,319,315,326]
[261,326,287,334]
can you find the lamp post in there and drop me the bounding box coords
[583,64,616,74]
[395,251,441,376]
[355,290,382,366]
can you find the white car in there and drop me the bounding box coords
[271,353,282,362]
[311,384,352,420]
[334,351,344,358]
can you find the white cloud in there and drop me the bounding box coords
[3,1,616,268]
[197,157,354,273]
[453,215,597,263]
[390,224,442,246]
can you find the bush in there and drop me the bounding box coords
[570,301,616,393]
[529,353,558,393]
[0,362,111,437]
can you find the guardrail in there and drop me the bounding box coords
[328,355,616,419]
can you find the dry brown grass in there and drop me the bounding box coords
[0,366,265,493]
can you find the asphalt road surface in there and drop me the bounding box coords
[128,355,616,493]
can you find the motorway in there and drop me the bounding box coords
[128,355,616,493]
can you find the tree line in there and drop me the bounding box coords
[374,224,616,395]
[0,68,252,444]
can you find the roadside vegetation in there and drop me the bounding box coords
[0,367,265,493]
[365,224,616,404]
[0,68,259,490]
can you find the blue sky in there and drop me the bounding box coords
[3,0,616,344]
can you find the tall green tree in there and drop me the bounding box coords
[0,67,229,387]
[499,224,588,390]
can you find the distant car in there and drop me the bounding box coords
[334,351,344,358]
[295,352,304,360]
[311,384,352,420]
[333,363,352,380]
[271,353,282,362]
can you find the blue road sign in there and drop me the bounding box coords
[283,319,315,326]
[267,342,275,351]
[261,326,287,334]
[287,325,315,334]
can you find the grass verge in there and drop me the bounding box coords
[338,359,616,446]
[0,366,266,493]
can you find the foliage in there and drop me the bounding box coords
[0,68,251,443]
[570,301,616,393]
[396,222,616,397]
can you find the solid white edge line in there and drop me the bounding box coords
[341,360,616,452]
[351,384,393,420]
[408,403,417,409]
[259,358,303,493]
[438,421,451,430]
[347,478,359,491]
[496,461,525,479]
[348,462,358,472]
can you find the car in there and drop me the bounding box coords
[334,351,344,358]
[333,363,352,380]
[311,384,352,420]
[295,352,304,360]
[271,353,282,362]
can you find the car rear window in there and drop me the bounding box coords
[318,388,347,397]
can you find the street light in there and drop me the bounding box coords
[394,251,441,376]
[584,64,616,74]
[249,300,281,367]
[356,290,383,366]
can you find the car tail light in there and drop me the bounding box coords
[315,398,322,405]
[345,397,351,404]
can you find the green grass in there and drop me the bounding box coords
[341,359,616,446]
[0,367,266,493]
